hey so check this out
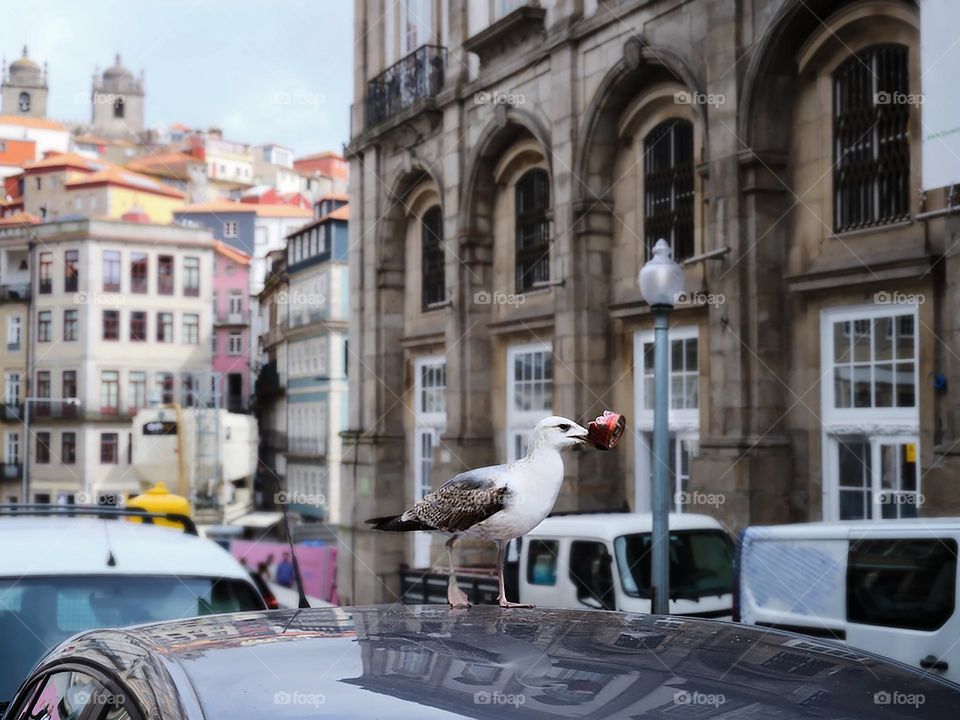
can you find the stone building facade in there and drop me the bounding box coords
[343,0,959,604]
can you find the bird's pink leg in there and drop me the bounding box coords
[446,536,471,609]
[497,540,534,609]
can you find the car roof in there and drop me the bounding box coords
[34,606,959,719]
[527,512,724,539]
[744,517,960,540]
[0,517,250,580]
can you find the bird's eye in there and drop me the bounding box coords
[558,424,570,432]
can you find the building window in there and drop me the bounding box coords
[113,95,125,118]
[644,118,694,261]
[18,91,30,113]
[414,355,446,503]
[102,309,119,340]
[63,309,78,341]
[228,291,243,316]
[36,432,50,464]
[64,250,79,292]
[158,255,174,295]
[227,331,243,355]
[515,169,550,292]
[130,252,147,293]
[129,371,146,413]
[506,343,552,461]
[4,372,20,405]
[183,314,199,344]
[634,327,700,512]
[157,312,173,342]
[100,371,119,415]
[36,372,50,411]
[157,373,174,404]
[183,256,200,296]
[62,432,76,465]
[7,315,21,350]
[100,433,119,464]
[821,305,920,520]
[421,205,444,309]
[103,250,121,292]
[37,311,51,342]
[62,370,76,401]
[130,311,147,341]
[181,373,197,407]
[833,45,910,232]
[38,253,52,294]
[6,431,19,466]
[224,221,239,238]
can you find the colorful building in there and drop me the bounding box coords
[212,241,251,413]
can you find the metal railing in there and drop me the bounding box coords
[366,44,447,127]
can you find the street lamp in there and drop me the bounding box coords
[638,239,684,615]
[22,397,82,502]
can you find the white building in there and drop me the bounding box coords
[23,218,214,503]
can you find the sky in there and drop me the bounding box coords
[0,0,353,156]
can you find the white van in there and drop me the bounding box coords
[518,512,734,616]
[736,519,960,684]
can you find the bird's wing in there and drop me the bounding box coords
[405,467,510,533]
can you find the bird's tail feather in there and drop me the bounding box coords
[366,514,433,532]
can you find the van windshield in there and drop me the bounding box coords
[0,574,264,704]
[614,530,734,601]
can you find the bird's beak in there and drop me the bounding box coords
[573,427,591,445]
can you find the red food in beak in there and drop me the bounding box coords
[586,411,626,450]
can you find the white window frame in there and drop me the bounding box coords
[5,431,19,465]
[7,315,21,348]
[4,372,20,405]
[820,303,920,521]
[506,341,553,462]
[223,220,239,239]
[413,354,446,567]
[227,331,243,356]
[633,327,700,512]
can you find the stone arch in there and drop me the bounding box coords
[739,0,919,152]
[575,40,706,206]
[376,166,444,268]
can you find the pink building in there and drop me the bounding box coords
[212,241,251,412]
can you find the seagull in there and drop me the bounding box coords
[367,416,591,609]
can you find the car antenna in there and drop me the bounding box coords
[279,498,309,609]
[102,519,117,567]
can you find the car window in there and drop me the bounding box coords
[0,575,263,704]
[14,669,135,720]
[526,540,559,585]
[847,538,957,631]
[614,530,734,600]
[569,541,616,610]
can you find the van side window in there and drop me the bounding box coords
[847,538,957,631]
[569,541,616,611]
[527,540,559,585]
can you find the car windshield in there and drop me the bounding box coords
[0,574,263,703]
[614,529,734,601]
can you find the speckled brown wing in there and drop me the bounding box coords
[406,473,509,533]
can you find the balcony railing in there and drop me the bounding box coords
[0,403,22,420]
[2,462,21,480]
[366,44,447,128]
[0,282,29,300]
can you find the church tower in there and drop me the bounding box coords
[91,53,144,137]
[1,46,48,118]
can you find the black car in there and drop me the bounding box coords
[5,606,958,719]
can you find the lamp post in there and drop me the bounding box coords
[638,239,684,615]
[22,397,81,502]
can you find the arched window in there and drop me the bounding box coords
[643,119,694,261]
[114,95,125,119]
[18,92,30,113]
[421,205,444,309]
[515,168,550,292]
[833,45,910,232]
